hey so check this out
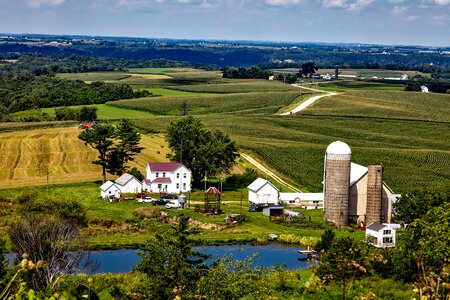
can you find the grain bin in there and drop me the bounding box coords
[324,141,351,226]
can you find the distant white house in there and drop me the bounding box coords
[421,85,429,93]
[365,223,396,248]
[100,181,121,200]
[115,173,142,194]
[143,162,191,193]
[248,178,279,205]
[279,192,324,209]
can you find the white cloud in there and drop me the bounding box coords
[26,0,64,7]
[392,5,408,14]
[406,15,418,21]
[322,0,374,10]
[434,0,450,4]
[265,0,302,5]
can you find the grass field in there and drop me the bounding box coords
[305,90,450,122]
[42,104,155,120]
[167,80,305,93]
[0,127,170,189]
[145,88,202,96]
[0,181,363,248]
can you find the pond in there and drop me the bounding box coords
[6,244,317,274]
[88,244,315,274]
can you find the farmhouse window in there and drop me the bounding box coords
[163,172,166,177]
[183,173,187,178]
[156,173,159,178]
[383,237,393,244]
[158,184,162,189]
[383,230,391,235]
[176,183,179,189]
[177,173,180,178]
[183,183,186,189]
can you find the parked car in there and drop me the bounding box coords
[248,204,266,212]
[136,192,146,199]
[138,197,155,203]
[160,193,178,200]
[165,200,181,209]
[153,199,170,206]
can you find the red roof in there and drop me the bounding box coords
[152,178,172,184]
[205,187,221,194]
[148,162,183,172]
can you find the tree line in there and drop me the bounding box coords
[0,73,149,116]
[0,54,219,76]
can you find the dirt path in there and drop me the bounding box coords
[239,152,302,193]
[280,84,338,115]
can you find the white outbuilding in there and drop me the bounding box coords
[248,178,279,205]
[100,180,121,200]
[365,223,396,248]
[115,173,142,194]
[279,192,324,209]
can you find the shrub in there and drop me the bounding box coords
[226,169,258,187]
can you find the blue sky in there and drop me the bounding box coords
[0,0,449,46]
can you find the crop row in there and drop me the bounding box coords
[108,91,303,115]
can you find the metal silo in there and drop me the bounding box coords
[324,141,351,226]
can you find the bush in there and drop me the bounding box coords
[226,169,258,187]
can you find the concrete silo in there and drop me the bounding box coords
[324,141,352,226]
[365,164,383,224]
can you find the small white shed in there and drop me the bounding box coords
[248,178,279,205]
[100,181,121,200]
[366,223,396,248]
[115,173,142,194]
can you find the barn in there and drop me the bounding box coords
[248,178,279,205]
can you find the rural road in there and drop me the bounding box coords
[280,84,338,115]
[239,152,302,193]
[242,84,338,191]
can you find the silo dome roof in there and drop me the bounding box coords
[326,141,351,155]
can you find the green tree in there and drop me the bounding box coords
[166,116,237,186]
[316,237,371,300]
[300,62,318,78]
[393,188,449,224]
[78,123,116,182]
[405,82,421,91]
[79,106,97,122]
[315,229,335,253]
[127,167,144,181]
[106,119,144,176]
[133,215,209,299]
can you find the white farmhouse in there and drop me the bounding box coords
[115,173,142,194]
[143,162,191,193]
[248,178,279,205]
[100,181,121,200]
[365,223,396,248]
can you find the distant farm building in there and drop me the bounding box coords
[248,178,279,205]
[365,223,396,248]
[421,85,429,93]
[279,192,323,209]
[143,162,191,193]
[323,141,393,226]
[100,181,121,200]
[114,173,142,194]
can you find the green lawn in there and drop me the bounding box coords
[0,182,364,248]
[42,104,155,120]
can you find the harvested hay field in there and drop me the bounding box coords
[0,127,170,189]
